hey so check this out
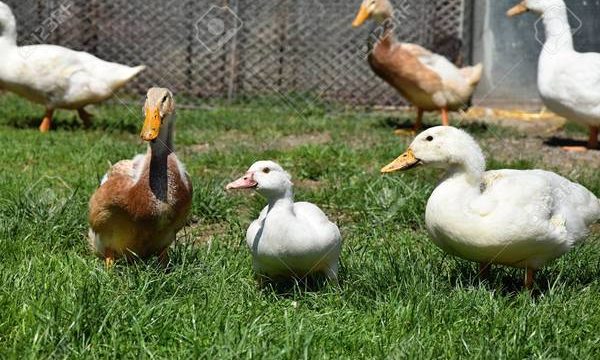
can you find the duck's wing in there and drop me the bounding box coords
[402,43,479,103]
[403,44,466,85]
[293,202,341,241]
[89,154,146,230]
[99,154,145,186]
[474,169,599,244]
[13,44,144,104]
[550,52,600,115]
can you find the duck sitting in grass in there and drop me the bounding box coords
[0,1,144,132]
[507,0,600,151]
[381,126,600,289]
[88,88,192,267]
[226,161,342,284]
[352,0,482,133]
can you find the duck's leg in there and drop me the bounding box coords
[158,248,170,268]
[414,108,423,132]
[78,107,94,129]
[589,126,598,149]
[325,264,340,287]
[441,107,449,126]
[394,108,423,136]
[524,268,535,289]
[39,108,54,133]
[561,126,598,152]
[104,248,115,269]
[478,262,491,280]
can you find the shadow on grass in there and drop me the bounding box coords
[259,273,339,297]
[447,262,598,299]
[4,114,139,133]
[544,136,592,149]
[375,116,490,135]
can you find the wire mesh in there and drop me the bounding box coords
[4,0,466,107]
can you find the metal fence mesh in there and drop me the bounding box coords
[5,0,466,107]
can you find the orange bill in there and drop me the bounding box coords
[352,4,370,27]
[141,107,161,141]
[381,148,421,173]
[507,2,528,17]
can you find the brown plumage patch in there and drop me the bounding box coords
[369,34,480,111]
[88,152,192,259]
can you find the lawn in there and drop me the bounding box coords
[0,93,599,359]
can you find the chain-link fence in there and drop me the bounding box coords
[5,0,468,107]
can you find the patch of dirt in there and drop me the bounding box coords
[184,131,332,154]
[294,178,322,189]
[274,132,331,149]
[482,133,600,173]
[182,219,230,245]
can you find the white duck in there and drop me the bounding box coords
[0,1,145,132]
[381,126,600,288]
[507,0,600,151]
[226,161,342,283]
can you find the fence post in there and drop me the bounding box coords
[227,0,239,102]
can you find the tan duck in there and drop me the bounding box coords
[88,88,192,267]
[352,0,483,132]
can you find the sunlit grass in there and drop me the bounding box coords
[0,93,598,358]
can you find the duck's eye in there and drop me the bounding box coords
[162,95,168,104]
[262,167,270,174]
[426,136,434,142]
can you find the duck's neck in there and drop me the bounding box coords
[148,120,174,202]
[0,15,18,47]
[443,164,483,188]
[267,188,295,213]
[540,7,574,53]
[442,150,486,189]
[371,16,396,46]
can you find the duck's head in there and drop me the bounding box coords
[381,126,485,176]
[352,0,394,27]
[0,2,16,39]
[141,87,175,142]
[226,160,293,198]
[507,0,566,16]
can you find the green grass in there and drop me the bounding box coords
[0,93,599,359]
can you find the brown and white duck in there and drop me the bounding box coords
[353,0,483,133]
[88,88,192,267]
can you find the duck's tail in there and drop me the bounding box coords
[460,63,483,87]
[108,65,145,90]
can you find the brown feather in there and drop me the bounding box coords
[88,151,192,259]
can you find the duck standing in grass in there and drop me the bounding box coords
[352,0,482,133]
[88,88,192,267]
[381,126,600,288]
[226,161,342,284]
[0,2,145,132]
[507,0,600,151]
